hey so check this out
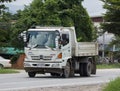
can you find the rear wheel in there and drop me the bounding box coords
[91,62,96,74]
[84,62,91,76]
[62,62,71,78]
[79,63,84,76]
[28,72,36,77]
[79,61,92,77]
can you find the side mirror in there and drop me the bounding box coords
[19,31,27,42]
[55,36,61,49]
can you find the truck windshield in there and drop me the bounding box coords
[27,31,57,48]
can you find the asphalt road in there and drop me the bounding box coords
[0,69,120,91]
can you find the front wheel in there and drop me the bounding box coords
[28,72,36,77]
[62,62,71,78]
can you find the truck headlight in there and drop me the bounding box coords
[24,63,31,67]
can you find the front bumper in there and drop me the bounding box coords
[24,61,63,69]
[24,67,63,74]
[24,61,64,73]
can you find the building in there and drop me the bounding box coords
[91,15,116,62]
[91,15,115,50]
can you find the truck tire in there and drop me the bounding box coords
[80,61,91,77]
[28,72,36,77]
[91,62,96,74]
[84,62,91,76]
[79,63,84,76]
[70,66,74,77]
[62,62,71,78]
[91,57,96,74]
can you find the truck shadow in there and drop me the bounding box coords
[27,74,99,79]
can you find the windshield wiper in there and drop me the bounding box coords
[32,44,45,48]
[45,46,55,51]
[27,44,55,50]
[27,44,45,48]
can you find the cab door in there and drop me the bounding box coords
[61,33,72,59]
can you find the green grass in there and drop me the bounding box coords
[98,64,120,91]
[97,63,120,69]
[0,69,20,74]
[103,77,120,91]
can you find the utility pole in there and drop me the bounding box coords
[102,32,105,62]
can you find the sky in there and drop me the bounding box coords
[82,0,105,16]
[4,0,106,16]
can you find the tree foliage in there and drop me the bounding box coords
[0,0,16,47]
[0,0,95,49]
[101,0,120,35]
[0,0,15,11]
[57,0,95,41]
[0,12,12,46]
[13,0,95,43]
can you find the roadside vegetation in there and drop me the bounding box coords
[103,77,120,91]
[100,0,120,90]
[0,69,19,74]
[97,63,120,69]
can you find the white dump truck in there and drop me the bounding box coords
[21,26,98,78]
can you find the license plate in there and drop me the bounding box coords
[37,63,45,67]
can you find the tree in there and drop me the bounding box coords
[15,0,94,39]
[72,4,95,42]
[101,0,120,35]
[0,0,16,47]
[58,0,95,41]
[0,12,13,47]
[12,0,95,48]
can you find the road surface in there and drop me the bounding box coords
[0,69,120,91]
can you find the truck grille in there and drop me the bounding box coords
[31,55,52,60]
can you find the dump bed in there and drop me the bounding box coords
[75,42,98,56]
